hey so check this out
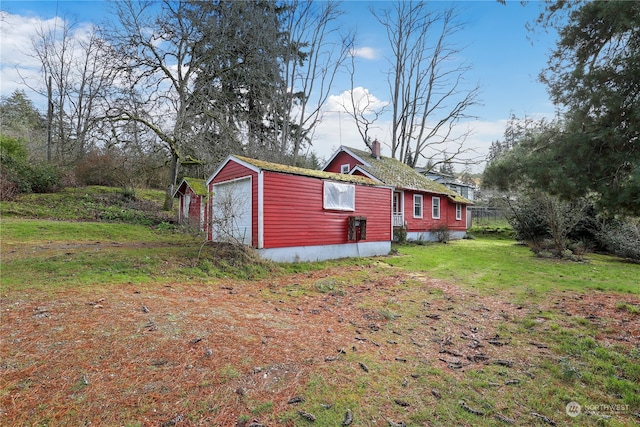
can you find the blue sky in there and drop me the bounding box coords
[1,1,559,169]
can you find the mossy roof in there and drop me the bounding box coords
[343,147,472,204]
[235,155,382,186]
[182,177,208,196]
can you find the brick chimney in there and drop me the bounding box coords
[372,139,381,160]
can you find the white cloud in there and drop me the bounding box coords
[326,87,388,114]
[0,12,98,106]
[0,12,47,101]
[309,87,392,162]
[350,46,380,60]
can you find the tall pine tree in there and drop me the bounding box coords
[537,1,640,214]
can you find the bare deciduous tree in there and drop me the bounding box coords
[29,16,117,163]
[339,48,389,149]
[280,0,354,163]
[104,0,202,209]
[373,1,480,169]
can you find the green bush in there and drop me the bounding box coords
[507,192,593,259]
[393,227,407,244]
[507,194,549,245]
[0,134,28,161]
[26,162,63,193]
[598,219,640,262]
[0,134,62,196]
[434,225,452,243]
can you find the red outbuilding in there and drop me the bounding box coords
[323,142,473,241]
[205,155,393,262]
[173,177,208,231]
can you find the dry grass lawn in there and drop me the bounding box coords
[2,259,639,426]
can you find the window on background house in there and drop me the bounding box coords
[414,194,423,218]
[456,203,462,220]
[432,196,440,219]
[340,164,350,174]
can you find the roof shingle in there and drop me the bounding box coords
[341,147,472,204]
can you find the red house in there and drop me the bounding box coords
[205,155,393,262]
[173,177,208,231]
[323,142,473,241]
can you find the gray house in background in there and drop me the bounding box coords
[416,170,476,202]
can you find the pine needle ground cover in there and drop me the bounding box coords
[1,214,639,425]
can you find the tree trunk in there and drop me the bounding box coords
[163,152,179,211]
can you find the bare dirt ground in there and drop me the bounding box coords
[1,261,639,426]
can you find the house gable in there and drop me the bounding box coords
[324,146,472,205]
[173,177,207,198]
[206,155,261,187]
[323,146,372,172]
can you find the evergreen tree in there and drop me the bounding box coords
[188,0,295,163]
[487,2,640,216]
[535,1,640,214]
[0,90,46,156]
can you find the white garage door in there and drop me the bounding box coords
[212,178,252,245]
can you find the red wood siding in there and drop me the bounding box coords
[326,151,467,232]
[186,188,202,227]
[403,190,466,232]
[208,161,259,245]
[324,151,362,173]
[176,185,203,228]
[262,171,391,249]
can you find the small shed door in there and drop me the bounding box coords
[212,178,252,245]
[182,194,191,224]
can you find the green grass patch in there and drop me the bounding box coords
[1,218,187,243]
[616,301,640,314]
[0,218,283,289]
[386,236,639,299]
[0,186,175,224]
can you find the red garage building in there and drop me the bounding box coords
[204,155,393,262]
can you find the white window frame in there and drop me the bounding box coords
[432,196,440,219]
[413,194,423,218]
[456,203,462,220]
[340,163,350,174]
[323,181,355,211]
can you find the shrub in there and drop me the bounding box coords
[26,162,63,193]
[75,150,123,187]
[0,172,19,201]
[0,134,62,195]
[434,225,452,243]
[507,194,549,246]
[393,226,407,244]
[0,134,28,159]
[598,219,640,262]
[507,191,591,259]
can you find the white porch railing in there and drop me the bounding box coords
[393,214,404,227]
